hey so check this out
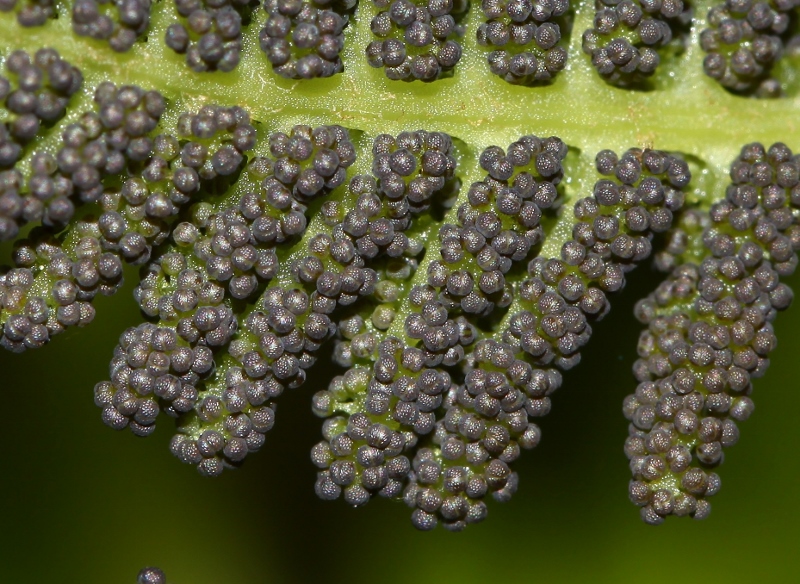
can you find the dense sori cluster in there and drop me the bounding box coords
[366,0,468,81]
[0,48,82,197]
[1,47,222,350]
[624,142,800,524]
[2,0,800,545]
[165,0,253,72]
[97,124,356,470]
[582,0,692,86]
[310,137,564,528]
[71,0,151,52]
[3,71,263,351]
[4,0,800,94]
[166,130,449,475]
[700,0,800,97]
[309,141,697,529]
[477,0,570,85]
[260,0,353,79]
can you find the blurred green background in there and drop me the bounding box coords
[1,264,799,584]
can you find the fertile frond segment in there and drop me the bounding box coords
[2,0,799,538]
[309,143,694,530]
[0,49,82,176]
[582,0,692,86]
[96,124,356,466]
[72,0,152,52]
[700,0,800,97]
[625,142,799,524]
[260,0,352,79]
[366,0,468,81]
[476,0,570,85]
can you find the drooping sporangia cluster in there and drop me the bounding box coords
[624,143,800,524]
[1,0,799,546]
